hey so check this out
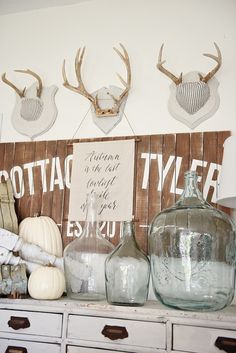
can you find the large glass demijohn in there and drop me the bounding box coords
[63,192,114,300]
[149,170,236,311]
[105,220,150,306]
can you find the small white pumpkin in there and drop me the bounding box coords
[19,216,63,257]
[28,266,65,300]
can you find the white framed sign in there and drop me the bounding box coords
[69,139,135,221]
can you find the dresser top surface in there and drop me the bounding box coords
[0,298,236,323]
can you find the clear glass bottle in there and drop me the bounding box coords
[63,193,114,300]
[105,220,150,306]
[149,170,236,311]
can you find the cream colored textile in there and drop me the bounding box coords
[69,139,135,221]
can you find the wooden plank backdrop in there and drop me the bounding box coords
[0,131,230,252]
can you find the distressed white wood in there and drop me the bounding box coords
[0,338,61,353]
[0,299,235,353]
[67,314,166,349]
[0,309,62,337]
[173,324,236,353]
[0,298,236,322]
[67,347,127,353]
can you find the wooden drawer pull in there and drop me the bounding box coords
[101,324,128,340]
[215,336,236,353]
[8,316,30,330]
[5,346,28,353]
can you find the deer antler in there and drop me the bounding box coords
[62,47,98,106]
[112,43,131,104]
[199,43,222,83]
[15,69,43,97]
[1,73,26,98]
[1,69,43,98]
[62,44,131,116]
[157,44,183,85]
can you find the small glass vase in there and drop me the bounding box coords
[149,170,236,311]
[105,220,150,306]
[63,193,114,300]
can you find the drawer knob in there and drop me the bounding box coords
[101,324,128,340]
[215,336,236,353]
[8,316,30,330]
[5,346,28,353]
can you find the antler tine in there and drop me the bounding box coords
[74,47,96,103]
[62,47,96,105]
[112,43,131,102]
[74,47,85,86]
[1,72,26,98]
[157,44,182,85]
[15,69,43,98]
[199,42,222,83]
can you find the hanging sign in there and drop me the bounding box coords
[68,139,135,221]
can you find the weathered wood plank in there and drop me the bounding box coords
[0,131,229,250]
[175,133,190,202]
[161,134,176,209]
[216,131,231,214]
[40,140,57,217]
[148,134,163,224]
[18,141,36,221]
[51,140,67,232]
[29,141,47,217]
[202,131,218,205]
[3,143,15,175]
[12,142,26,220]
[61,140,74,249]
[190,132,204,192]
[134,135,150,253]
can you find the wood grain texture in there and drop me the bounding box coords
[12,142,26,218]
[148,135,163,225]
[40,140,57,217]
[190,132,204,192]
[29,141,46,217]
[161,134,176,209]
[18,141,36,221]
[216,131,231,214]
[0,131,230,250]
[175,133,190,202]
[134,135,150,252]
[202,131,218,205]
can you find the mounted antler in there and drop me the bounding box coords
[199,42,222,83]
[112,44,131,104]
[1,69,43,98]
[157,44,183,85]
[62,47,98,106]
[62,43,131,117]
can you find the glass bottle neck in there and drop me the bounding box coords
[84,193,99,235]
[122,221,136,243]
[176,171,208,207]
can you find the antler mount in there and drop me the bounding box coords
[62,44,131,117]
[157,42,222,85]
[2,69,43,98]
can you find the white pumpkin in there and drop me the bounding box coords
[19,216,63,257]
[28,266,65,300]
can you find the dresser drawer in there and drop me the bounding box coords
[173,324,236,353]
[67,315,166,349]
[67,346,128,353]
[0,338,60,353]
[0,309,62,338]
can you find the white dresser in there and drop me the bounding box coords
[0,298,235,353]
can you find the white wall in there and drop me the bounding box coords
[0,0,235,142]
